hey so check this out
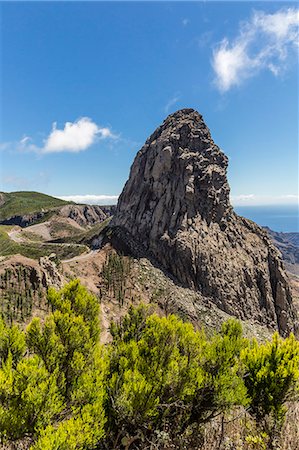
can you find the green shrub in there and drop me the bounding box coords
[26,280,100,398]
[0,318,26,366]
[106,307,248,446]
[0,354,63,440]
[0,281,298,450]
[241,332,299,447]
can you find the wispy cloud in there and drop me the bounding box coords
[58,194,119,205]
[1,172,51,190]
[2,175,31,190]
[182,18,189,27]
[164,93,181,114]
[231,194,299,206]
[212,8,299,92]
[196,31,213,49]
[2,117,116,155]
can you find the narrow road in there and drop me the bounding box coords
[62,249,99,263]
[7,227,25,243]
[7,226,95,262]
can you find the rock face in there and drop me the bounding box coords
[59,205,107,227]
[0,254,63,325]
[0,204,107,228]
[39,255,63,289]
[111,109,297,335]
[0,211,48,227]
[264,227,299,265]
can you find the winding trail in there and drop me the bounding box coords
[62,249,99,263]
[7,226,95,262]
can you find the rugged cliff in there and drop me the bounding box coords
[111,109,297,335]
[58,204,107,227]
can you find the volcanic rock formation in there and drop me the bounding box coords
[111,109,297,335]
[59,204,107,227]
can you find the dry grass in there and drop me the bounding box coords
[198,403,299,450]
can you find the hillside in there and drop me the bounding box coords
[0,192,111,261]
[0,191,70,222]
[265,226,299,270]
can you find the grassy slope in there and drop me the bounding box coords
[0,225,87,260]
[0,191,70,220]
[54,218,111,245]
[0,192,108,259]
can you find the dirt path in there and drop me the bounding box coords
[62,249,99,263]
[22,221,53,240]
[7,226,91,261]
[7,227,24,243]
[61,247,113,342]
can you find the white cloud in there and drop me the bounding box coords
[231,194,299,206]
[11,117,115,154]
[231,194,255,203]
[212,8,299,92]
[182,18,189,27]
[58,194,119,205]
[43,117,113,153]
[59,193,298,207]
[164,93,180,114]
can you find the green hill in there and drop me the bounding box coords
[0,191,70,221]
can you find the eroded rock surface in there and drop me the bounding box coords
[0,204,107,229]
[111,109,297,335]
[59,205,107,227]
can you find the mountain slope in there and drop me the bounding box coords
[111,109,298,336]
[0,191,69,222]
[265,227,299,265]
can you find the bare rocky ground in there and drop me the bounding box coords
[61,243,276,344]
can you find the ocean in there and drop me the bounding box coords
[234,205,299,233]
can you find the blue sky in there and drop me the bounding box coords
[0,1,298,206]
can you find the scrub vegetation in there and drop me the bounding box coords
[0,281,298,450]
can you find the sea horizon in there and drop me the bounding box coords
[234,204,299,233]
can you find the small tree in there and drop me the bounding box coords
[26,280,101,399]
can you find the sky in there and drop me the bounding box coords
[0,1,298,207]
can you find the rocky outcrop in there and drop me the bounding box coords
[0,193,6,207]
[0,204,108,229]
[0,211,48,227]
[99,205,117,217]
[265,227,299,265]
[59,205,107,227]
[0,254,63,324]
[111,109,297,335]
[39,254,63,289]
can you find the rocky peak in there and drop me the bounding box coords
[111,109,297,336]
[115,109,232,243]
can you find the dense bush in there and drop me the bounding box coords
[107,307,248,447]
[0,281,298,450]
[242,332,299,449]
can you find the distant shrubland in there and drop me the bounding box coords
[0,281,298,449]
